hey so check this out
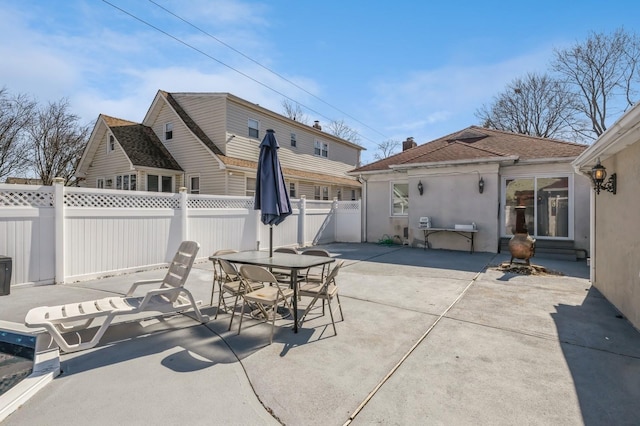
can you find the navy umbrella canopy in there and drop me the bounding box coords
[254,129,292,256]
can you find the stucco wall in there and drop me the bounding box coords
[594,142,640,329]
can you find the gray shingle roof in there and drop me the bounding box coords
[351,126,588,173]
[103,115,183,171]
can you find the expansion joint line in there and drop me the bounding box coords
[342,254,497,426]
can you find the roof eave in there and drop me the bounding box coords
[572,102,640,172]
[389,156,519,170]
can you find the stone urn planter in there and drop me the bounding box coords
[508,206,535,265]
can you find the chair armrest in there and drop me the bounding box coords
[137,287,181,309]
[126,279,164,296]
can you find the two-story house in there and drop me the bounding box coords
[76,91,364,200]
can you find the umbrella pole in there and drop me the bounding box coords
[269,224,273,257]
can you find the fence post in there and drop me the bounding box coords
[298,196,306,247]
[53,177,65,285]
[333,197,339,240]
[179,187,188,243]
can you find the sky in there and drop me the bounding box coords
[1,0,639,164]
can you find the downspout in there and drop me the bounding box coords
[577,168,596,283]
[359,174,367,242]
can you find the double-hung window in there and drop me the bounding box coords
[115,174,137,191]
[147,174,173,193]
[107,134,115,153]
[165,123,173,141]
[391,182,409,216]
[314,140,328,157]
[248,119,259,139]
[189,176,200,194]
[290,133,297,147]
[289,181,297,198]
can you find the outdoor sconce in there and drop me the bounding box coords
[591,159,616,195]
[478,177,485,194]
[417,180,424,196]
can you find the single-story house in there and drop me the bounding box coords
[572,101,640,330]
[350,126,591,257]
[76,91,363,200]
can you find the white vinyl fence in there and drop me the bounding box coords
[0,180,361,287]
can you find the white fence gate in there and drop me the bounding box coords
[0,181,361,287]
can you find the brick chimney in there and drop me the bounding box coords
[313,120,322,130]
[402,137,416,151]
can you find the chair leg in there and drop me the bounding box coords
[228,293,241,330]
[326,297,337,335]
[237,300,246,335]
[336,293,344,321]
[270,304,277,344]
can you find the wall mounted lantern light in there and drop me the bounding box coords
[478,177,485,194]
[591,158,616,195]
[417,180,424,196]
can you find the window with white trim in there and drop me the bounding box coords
[391,182,409,216]
[96,178,105,189]
[314,140,328,157]
[246,177,256,197]
[107,134,115,153]
[248,118,259,139]
[314,185,329,200]
[289,181,296,198]
[147,174,173,193]
[189,176,200,194]
[290,133,297,147]
[115,174,137,191]
[165,122,173,141]
[351,189,356,200]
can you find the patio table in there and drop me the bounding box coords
[209,251,335,333]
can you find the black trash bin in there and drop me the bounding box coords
[0,256,12,296]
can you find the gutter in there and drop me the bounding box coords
[389,156,519,170]
[572,102,640,171]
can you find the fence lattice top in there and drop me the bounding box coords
[0,189,54,207]
[64,191,180,208]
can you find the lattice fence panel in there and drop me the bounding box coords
[64,191,179,209]
[188,197,253,209]
[0,189,54,207]
[336,201,360,210]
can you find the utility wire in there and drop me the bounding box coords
[101,0,387,147]
[147,0,390,141]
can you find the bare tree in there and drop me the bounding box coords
[476,73,585,140]
[281,99,309,124]
[26,99,90,186]
[374,139,401,160]
[326,119,361,144]
[0,88,36,181]
[551,28,640,137]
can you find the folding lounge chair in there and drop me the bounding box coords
[25,241,209,353]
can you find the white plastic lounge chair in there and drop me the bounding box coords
[25,241,209,353]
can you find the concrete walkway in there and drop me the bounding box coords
[1,243,639,425]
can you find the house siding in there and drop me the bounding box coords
[83,124,133,189]
[146,100,221,194]
[224,99,360,176]
[170,93,228,153]
[594,141,640,329]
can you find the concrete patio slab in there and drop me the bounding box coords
[1,243,639,425]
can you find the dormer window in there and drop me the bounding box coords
[165,122,173,141]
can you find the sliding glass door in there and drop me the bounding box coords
[503,176,570,238]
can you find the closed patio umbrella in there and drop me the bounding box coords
[254,129,292,256]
